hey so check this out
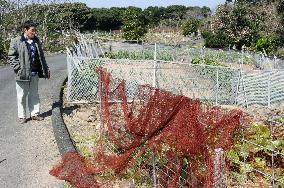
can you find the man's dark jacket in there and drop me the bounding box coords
[8,35,49,81]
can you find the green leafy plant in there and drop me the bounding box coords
[255,36,276,55]
[106,50,174,61]
[0,35,8,64]
[191,57,224,66]
[63,182,73,188]
[227,123,284,186]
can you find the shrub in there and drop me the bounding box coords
[255,36,276,55]
[201,31,212,39]
[204,31,231,48]
[191,57,223,66]
[182,19,200,36]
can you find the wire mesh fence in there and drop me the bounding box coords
[67,57,241,107]
[67,57,284,108]
[236,70,284,107]
[66,39,284,107]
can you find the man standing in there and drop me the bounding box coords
[8,20,50,124]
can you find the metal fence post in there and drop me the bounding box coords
[152,154,157,188]
[215,69,219,106]
[273,55,277,69]
[66,51,71,102]
[234,70,241,105]
[268,71,271,108]
[153,43,157,88]
[98,72,104,137]
[241,46,244,69]
[269,119,275,187]
[240,71,249,108]
[240,115,247,188]
[142,40,144,59]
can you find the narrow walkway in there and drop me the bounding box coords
[0,55,66,188]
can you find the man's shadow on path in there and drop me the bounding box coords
[26,102,80,122]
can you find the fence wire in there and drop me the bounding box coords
[237,70,284,107]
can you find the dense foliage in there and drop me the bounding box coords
[201,0,284,55]
[0,35,5,63]
[203,31,231,48]
[122,7,146,41]
[2,0,284,63]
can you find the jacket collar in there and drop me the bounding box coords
[20,34,39,43]
[20,34,27,42]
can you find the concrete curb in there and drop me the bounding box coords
[51,76,76,156]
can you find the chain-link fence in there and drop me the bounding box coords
[236,70,284,107]
[67,57,240,106]
[67,39,284,107]
[67,57,284,108]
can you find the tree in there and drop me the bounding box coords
[143,6,165,26]
[209,3,261,49]
[164,5,187,20]
[91,7,125,31]
[182,19,201,36]
[0,0,14,63]
[122,7,146,41]
[185,6,211,20]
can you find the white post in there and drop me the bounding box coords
[214,148,226,188]
[268,71,271,108]
[98,72,104,137]
[142,40,144,59]
[153,43,157,88]
[152,154,157,188]
[215,69,219,106]
[241,45,245,69]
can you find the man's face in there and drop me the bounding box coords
[24,26,37,39]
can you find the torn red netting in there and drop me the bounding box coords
[50,68,245,188]
[49,151,99,188]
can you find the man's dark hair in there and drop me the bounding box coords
[22,20,37,30]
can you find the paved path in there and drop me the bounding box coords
[0,54,67,188]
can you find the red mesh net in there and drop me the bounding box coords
[50,68,244,188]
[49,151,98,188]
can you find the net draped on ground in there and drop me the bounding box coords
[50,68,244,188]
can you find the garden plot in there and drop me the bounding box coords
[99,40,284,70]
